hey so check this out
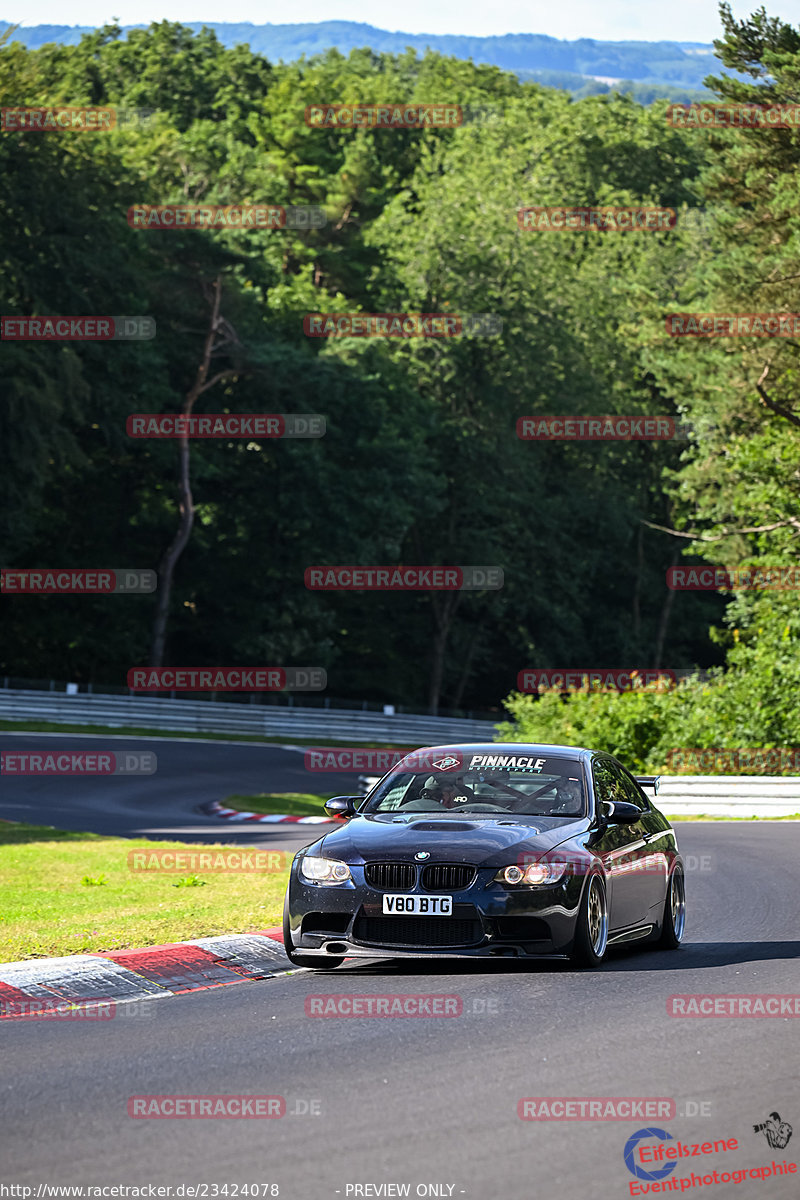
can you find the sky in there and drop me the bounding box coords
[6,0,800,41]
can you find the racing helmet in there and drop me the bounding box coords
[554,777,583,811]
[422,773,455,795]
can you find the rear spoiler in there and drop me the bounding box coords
[635,775,660,794]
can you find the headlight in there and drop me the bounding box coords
[496,861,569,886]
[300,856,352,884]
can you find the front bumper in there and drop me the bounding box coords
[286,862,585,959]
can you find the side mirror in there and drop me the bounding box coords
[602,800,642,825]
[324,796,360,820]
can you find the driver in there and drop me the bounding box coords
[404,773,477,810]
[552,777,583,814]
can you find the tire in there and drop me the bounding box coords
[570,873,609,967]
[658,866,686,949]
[282,897,344,969]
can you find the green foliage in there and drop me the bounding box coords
[1,13,798,733]
[499,595,800,771]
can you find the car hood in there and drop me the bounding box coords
[316,813,591,868]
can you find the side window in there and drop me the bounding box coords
[614,764,649,812]
[593,759,647,811]
[381,778,417,809]
[592,759,625,806]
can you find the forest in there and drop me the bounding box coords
[1,4,799,766]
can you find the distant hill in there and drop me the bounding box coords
[0,20,724,98]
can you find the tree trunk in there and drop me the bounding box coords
[148,278,238,668]
[632,521,644,653]
[450,630,479,711]
[654,544,681,668]
[427,590,462,715]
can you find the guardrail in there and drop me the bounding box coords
[356,774,800,818]
[0,688,498,745]
[643,776,800,818]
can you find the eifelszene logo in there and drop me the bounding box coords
[623,1128,676,1182]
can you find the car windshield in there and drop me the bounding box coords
[362,754,586,817]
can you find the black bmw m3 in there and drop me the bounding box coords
[282,743,686,969]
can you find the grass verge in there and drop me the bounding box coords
[0,820,289,962]
[223,792,335,816]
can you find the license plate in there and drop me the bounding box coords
[382,894,452,916]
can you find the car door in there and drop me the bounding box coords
[616,763,671,921]
[591,757,653,930]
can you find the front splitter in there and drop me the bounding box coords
[293,943,568,961]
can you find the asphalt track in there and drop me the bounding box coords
[0,732,348,852]
[1,737,799,1197]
